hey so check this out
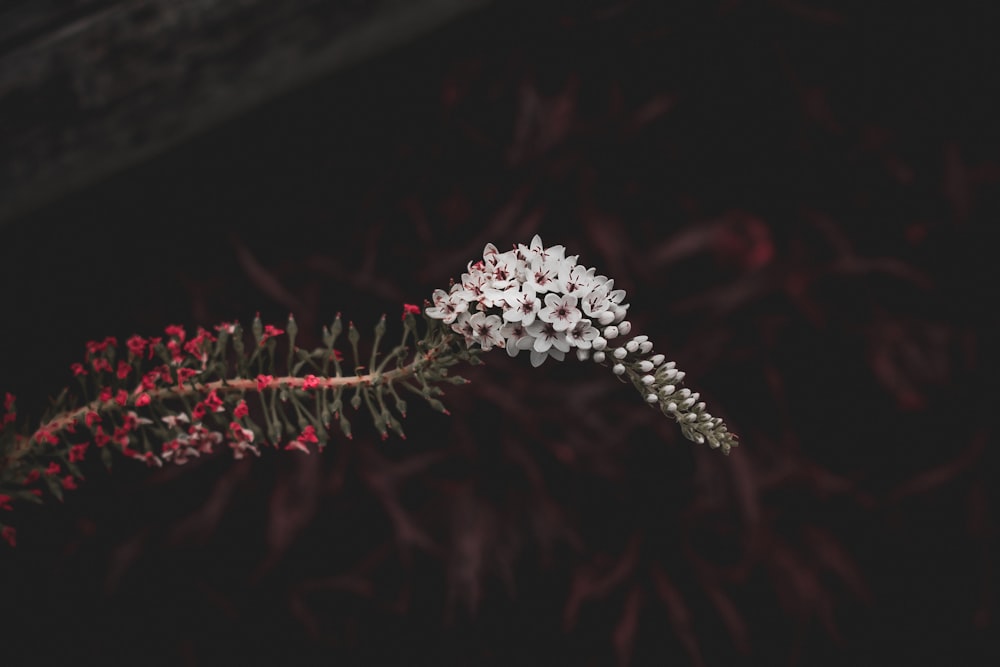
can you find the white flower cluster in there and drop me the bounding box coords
[425,235,738,454]
[426,235,630,367]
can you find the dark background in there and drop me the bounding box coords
[1,1,998,665]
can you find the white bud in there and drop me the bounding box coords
[665,361,676,370]
[598,310,616,325]
[625,340,639,353]
[639,341,653,354]
[651,354,665,366]
[660,384,675,396]
[661,368,678,381]
[638,360,653,372]
[613,347,627,360]
[680,397,696,410]
[592,336,607,351]
[694,401,705,413]
[674,371,685,382]
[641,375,655,385]
[593,350,606,363]
[690,392,700,402]
[612,363,625,375]
[665,402,677,412]
[618,321,632,335]
[678,388,691,399]
[604,325,619,339]
[684,413,698,422]
[693,433,705,444]
[632,335,648,344]
[646,393,658,403]
[576,348,590,361]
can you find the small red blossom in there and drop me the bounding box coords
[166,339,184,363]
[45,462,60,476]
[176,367,199,385]
[147,336,162,358]
[256,374,274,391]
[3,392,14,412]
[69,443,89,463]
[284,440,310,454]
[164,324,186,341]
[204,390,224,412]
[85,337,116,359]
[126,335,147,358]
[298,425,319,444]
[99,387,113,402]
[302,375,320,390]
[61,475,78,491]
[112,427,130,446]
[71,363,88,376]
[0,495,12,511]
[233,400,249,419]
[116,360,132,380]
[115,390,128,407]
[85,411,101,428]
[94,427,110,448]
[33,428,59,445]
[2,413,14,426]
[1,526,15,547]
[24,470,40,484]
[259,324,284,346]
[229,421,253,442]
[141,370,161,390]
[191,403,206,420]
[92,358,113,373]
[331,349,344,362]
[135,393,152,407]
[402,303,421,319]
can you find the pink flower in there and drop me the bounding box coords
[164,324,186,341]
[61,476,78,490]
[302,375,320,390]
[1,526,15,547]
[94,427,110,448]
[116,360,132,380]
[402,303,421,320]
[135,393,151,407]
[85,411,101,428]
[176,367,199,385]
[126,335,147,358]
[71,363,88,376]
[68,443,89,463]
[115,390,128,407]
[0,495,11,511]
[44,462,60,476]
[259,324,284,346]
[256,374,274,391]
[233,400,249,419]
[203,390,224,412]
[92,358,112,373]
[34,428,59,445]
[99,387,113,403]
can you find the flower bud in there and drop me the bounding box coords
[684,413,698,422]
[592,336,607,351]
[693,433,705,444]
[613,347,627,360]
[598,311,616,325]
[661,368,678,381]
[604,325,619,339]
[680,397,696,410]
[660,384,675,396]
[674,371,685,382]
[637,360,653,372]
[646,393,658,403]
[618,321,632,335]
[678,388,691,399]
[576,349,591,361]
[651,354,665,366]
[665,361,676,370]
[593,350,606,363]
[641,375,655,385]
[612,363,625,375]
[625,340,639,353]
[639,341,653,354]
[665,402,677,412]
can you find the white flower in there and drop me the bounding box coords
[526,320,570,366]
[500,321,534,358]
[559,262,596,297]
[426,289,470,324]
[502,287,541,325]
[565,319,598,349]
[468,312,505,351]
[581,285,611,317]
[451,311,476,347]
[538,293,581,332]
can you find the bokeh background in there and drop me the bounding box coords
[1,1,997,665]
